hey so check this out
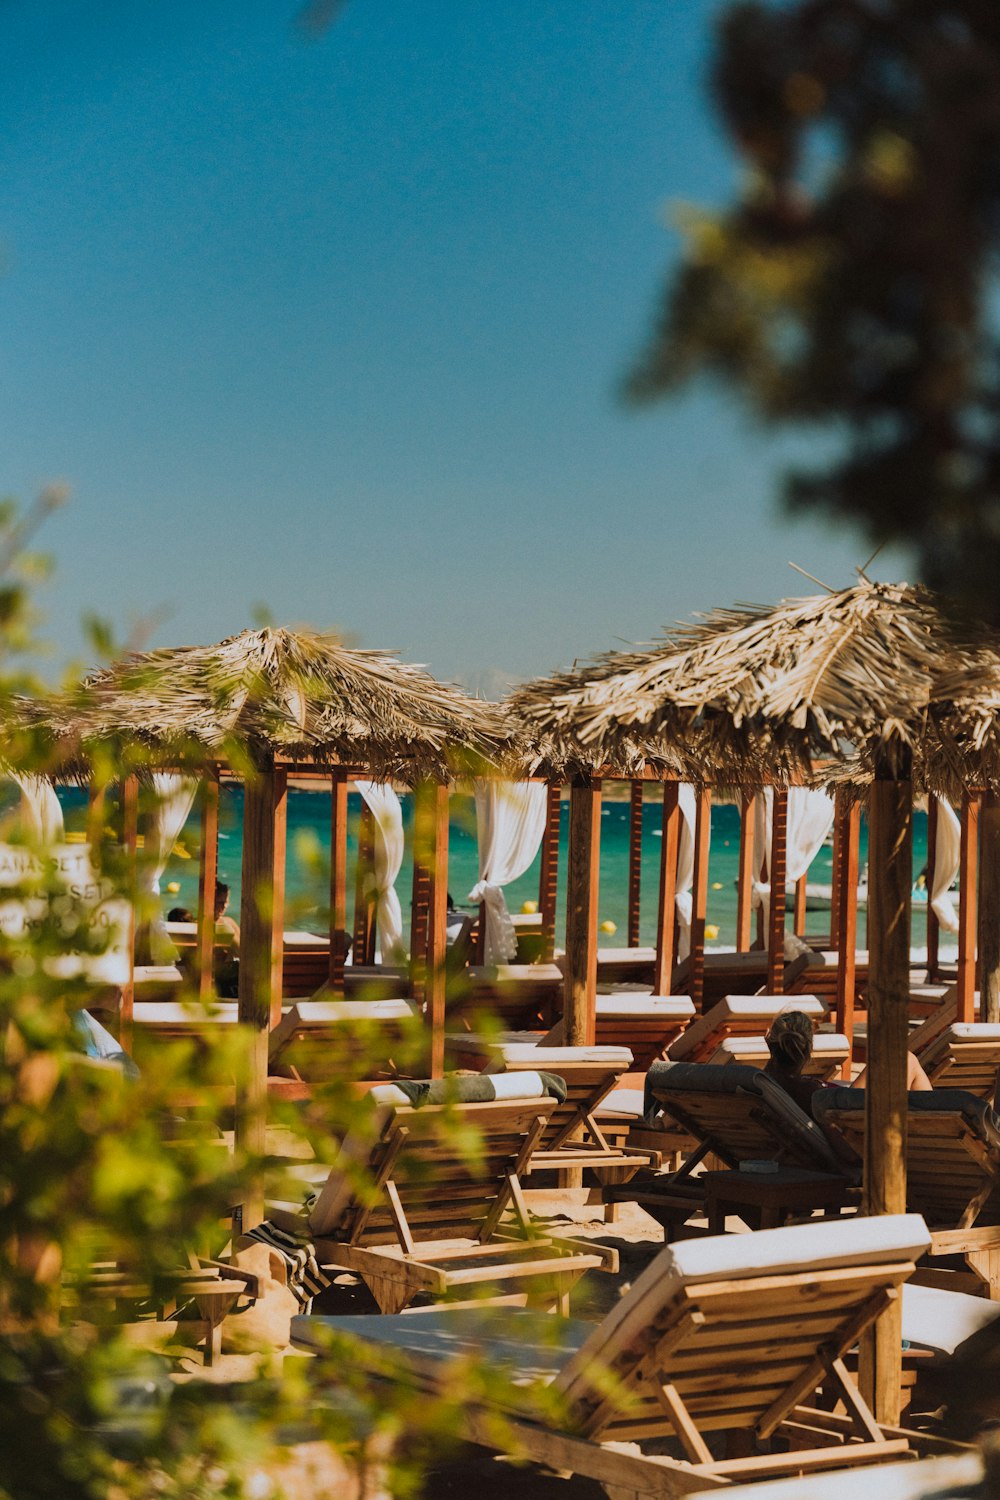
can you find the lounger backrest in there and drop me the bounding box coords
[814,1088,1000,1227]
[668,994,827,1063]
[455,964,564,1029]
[787,950,870,1005]
[307,1096,555,1246]
[593,994,695,1071]
[711,1032,850,1081]
[646,1060,840,1171]
[555,1214,931,1438]
[268,999,419,1080]
[918,1024,1000,1098]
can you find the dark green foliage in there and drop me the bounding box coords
[629,2,1000,619]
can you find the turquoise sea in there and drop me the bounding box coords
[54,788,943,953]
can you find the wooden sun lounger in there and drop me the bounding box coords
[271,1090,616,1314]
[292,1213,933,1494]
[912,1023,1000,1099]
[814,1088,1000,1297]
[711,1031,851,1081]
[442,1039,662,1180]
[267,998,421,1084]
[448,964,564,1030]
[667,994,827,1065]
[718,1452,984,1498]
[543,994,696,1080]
[593,945,658,985]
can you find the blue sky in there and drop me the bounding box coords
[1,0,909,692]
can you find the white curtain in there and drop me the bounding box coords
[143,773,199,963]
[752,788,836,929]
[356,781,406,963]
[14,775,64,843]
[674,785,699,961]
[468,780,548,966]
[930,794,961,933]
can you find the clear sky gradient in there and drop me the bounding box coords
[1,0,910,693]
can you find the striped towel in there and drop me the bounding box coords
[242,1217,333,1311]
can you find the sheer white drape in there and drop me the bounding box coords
[675,785,699,961]
[752,788,836,930]
[144,773,199,963]
[468,780,548,966]
[14,775,64,843]
[356,781,406,963]
[930,794,961,933]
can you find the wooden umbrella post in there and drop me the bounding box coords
[328,770,349,995]
[353,802,376,966]
[689,788,711,1011]
[829,795,844,953]
[859,749,912,1426]
[653,780,680,996]
[413,781,449,1077]
[735,792,755,953]
[925,795,939,979]
[958,792,980,1024]
[627,779,643,947]
[119,774,139,1050]
[537,781,561,962]
[834,798,861,1076]
[766,789,789,994]
[236,765,287,1231]
[196,773,220,1004]
[980,792,1000,1023]
[564,776,601,1046]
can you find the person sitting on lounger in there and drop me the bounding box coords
[214,882,240,997]
[766,1008,933,1109]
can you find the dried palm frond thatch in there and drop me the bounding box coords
[26,627,516,784]
[510,580,1000,796]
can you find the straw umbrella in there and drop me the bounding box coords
[30,627,513,1220]
[512,578,1000,1423]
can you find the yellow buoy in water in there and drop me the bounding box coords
[600,920,617,934]
[711,881,723,890]
[521,900,538,915]
[705,923,719,940]
[166,881,181,895]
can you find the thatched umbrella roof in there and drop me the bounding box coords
[24,627,514,784]
[510,579,1000,796]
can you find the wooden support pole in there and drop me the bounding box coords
[925,795,939,979]
[859,756,911,1426]
[793,875,807,937]
[829,797,844,952]
[353,803,376,966]
[767,789,789,994]
[119,774,138,1049]
[409,840,431,992]
[196,774,220,1004]
[627,780,643,948]
[689,789,711,1012]
[653,781,681,996]
[236,766,287,1230]
[413,782,449,1077]
[735,793,755,953]
[537,781,561,963]
[958,792,980,1024]
[563,778,601,1046]
[834,799,861,1076]
[980,793,1000,1024]
[328,771,349,994]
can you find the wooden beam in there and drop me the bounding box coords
[925,795,939,978]
[766,789,788,994]
[829,795,844,952]
[236,766,287,1229]
[413,782,449,1077]
[537,782,561,962]
[958,791,980,1024]
[735,793,755,953]
[196,774,220,1004]
[834,799,861,1075]
[119,774,139,1049]
[980,792,1000,1024]
[793,875,807,937]
[328,771,349,995]
[353,802,376,966]
[689,788,711,1012]
[859,756,911,1426]
[563,778,601,1046]
[653,781,681,996]
[627,780,643,948]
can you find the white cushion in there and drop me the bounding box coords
[945,1023,1000,1041]
[368,1071,553,1107]
[594,1088,645,1118]
[661,1213,930,1288]
[595,947,657,962]
[283,999,416,1025]
[902,1282,1000,1357]
[595,994,695,1018]
[498,1044,634,1067]
[715,1033,849,1058]
[132,1001,238,1025]
[718,1454,983,1499]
